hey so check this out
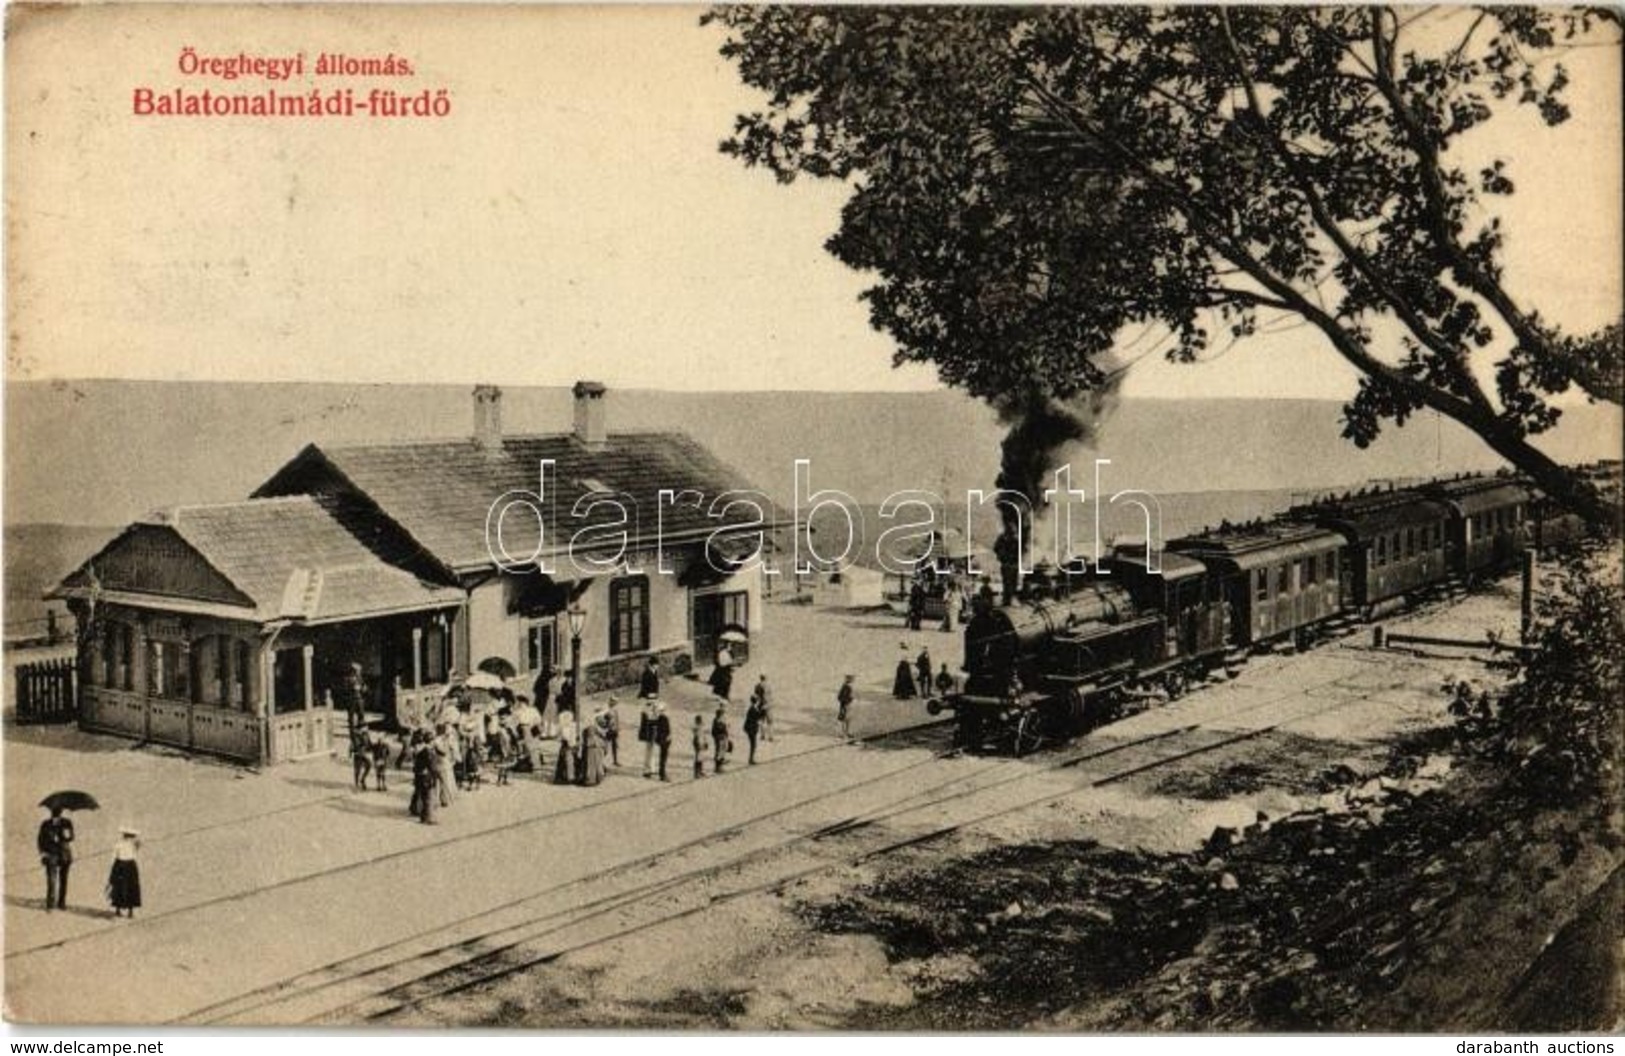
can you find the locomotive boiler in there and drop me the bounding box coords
[933,552,1229,755]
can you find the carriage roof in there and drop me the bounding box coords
[1165,521,1343,573]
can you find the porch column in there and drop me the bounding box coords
[221,638,235,708]
[302,644,315,712]
[456,598,472,678]
[257,640,274,765]
[85,613,103,689]
[411,627,423,690]
[134,617,151,741]
[181,637,196,748]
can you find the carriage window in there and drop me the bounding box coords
[1325,551,1337,580]
[1376,535,1387,567]
[1405,528,1415,557]
[1278,563,1291,594]
[1304,557,1318,586]
[1254,568,1268,602]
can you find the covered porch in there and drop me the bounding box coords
[66,597,464,766]
[50,495,469,766]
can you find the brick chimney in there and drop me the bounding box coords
[572,380,608,449]
[472,384,503,452]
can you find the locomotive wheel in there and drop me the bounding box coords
[1012,711,1044,757]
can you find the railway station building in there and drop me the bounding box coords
[49,382,773,766]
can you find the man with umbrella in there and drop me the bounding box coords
[38,791,94,910]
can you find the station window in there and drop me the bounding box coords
[523,618,557,675]
[610,575,651,656]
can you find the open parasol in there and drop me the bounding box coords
[719,629,749,644]
[476,656,518,679]
[463,671,509,692]
[40,790,99,812]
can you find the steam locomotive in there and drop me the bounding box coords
[932,468,1617,755]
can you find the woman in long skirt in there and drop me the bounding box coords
[432,726,459,807]
[553,709,578,785]
[892,649,917,700]
[578,716,606,787]
[107,828,142,918]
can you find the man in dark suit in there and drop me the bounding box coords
[653,701,673,782]
[638,656,660,700]
[37,808,74,910]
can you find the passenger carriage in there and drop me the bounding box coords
[1164,521,1344,648]
[1423,476,1532,579]
[1300,490,1450,613]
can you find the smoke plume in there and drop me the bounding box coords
[991,376,1125,601]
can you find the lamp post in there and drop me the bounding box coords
[567,603,587,715]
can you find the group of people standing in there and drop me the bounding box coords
[892,643,957,701]
[36,807,142,918]
[633,653,777,781]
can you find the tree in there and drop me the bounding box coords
[707,6,1622,526]
[1470,552,1624,810]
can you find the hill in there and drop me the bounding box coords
[7,380,1619,530]
[2,522,120,638]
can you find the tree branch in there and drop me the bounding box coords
[1218,8,1500,419]
[1015,65,1482,429]
[1367,8,1620,407]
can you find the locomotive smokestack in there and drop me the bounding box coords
[990,374,1126,595]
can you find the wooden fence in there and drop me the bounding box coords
[14,656,78,724]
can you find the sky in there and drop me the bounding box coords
[4,4,1621,402]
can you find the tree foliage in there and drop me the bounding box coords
[1462,553,1624,811]
[707,5,1622,525]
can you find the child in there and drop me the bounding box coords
[602,697,621,767]
[107,827,142,919]
[838,675,855,741]
[692,714,709,779]
[368,727,390,792]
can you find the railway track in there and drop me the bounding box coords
[187,666,1390,1026]
[4,716,960,962]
